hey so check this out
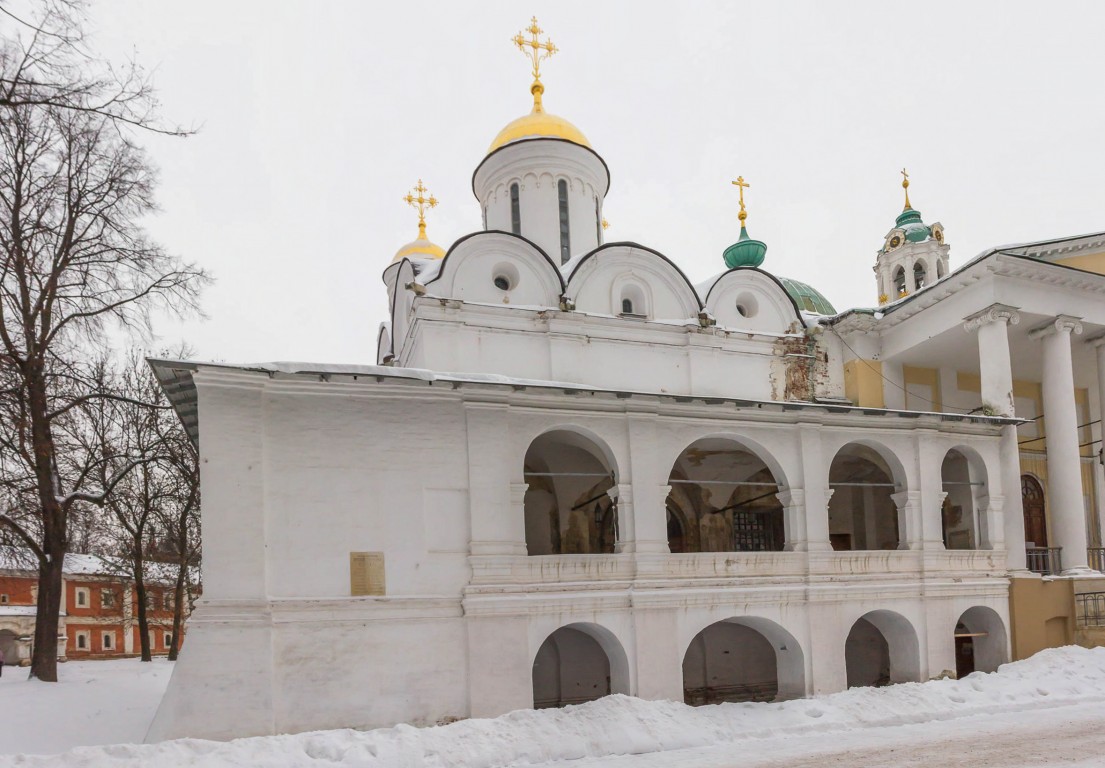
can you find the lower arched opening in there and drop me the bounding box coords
[955,606,1007,677]
[682,618,804,705]
[845,610,920,688]
[532,624,628,708]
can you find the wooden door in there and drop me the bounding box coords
[1021,475,1048,547]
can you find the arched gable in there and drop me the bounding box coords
[566,242,702,321]
[703,268,804,333]
[390,259,418,359]
[425,230,564,309]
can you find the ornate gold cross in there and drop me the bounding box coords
[901,167,912,210]
[732,176,750,225]
[513,16,557,84]
[404,179,438,239]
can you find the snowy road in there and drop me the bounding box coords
[555,701,1105,767]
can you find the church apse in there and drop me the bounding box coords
[523,430,617,556]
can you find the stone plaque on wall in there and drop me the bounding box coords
[349,552,385,596]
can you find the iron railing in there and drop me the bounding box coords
[1089,547,1105,572]
[1075,591,1105,628]
[1026,547,1062,575]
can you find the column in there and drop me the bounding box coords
[963,304,1020,417]
[891,490,923,550]
[797,424,832,551]
[607,484,635,553]
[1000,424,1028,570]
[626,411,670,555]
[1030,316,1088,572]
[776,489,807,551]
[1089,335,1105,559]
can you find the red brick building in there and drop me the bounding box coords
[0,548,194,665]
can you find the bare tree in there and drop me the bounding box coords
[0,90,207,679]
[0,0,191,135]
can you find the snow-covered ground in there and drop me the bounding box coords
[2,648,1105,767]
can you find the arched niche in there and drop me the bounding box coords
[682,616,805,704]
[425,231,564,309]
[532,622,629,708]
[955,606,1007,677]
[666,437,787,553]
[702,268,804,334]
[845,609,920,687]
[941,447,989,550]
[893,266,907,296]
[524,429,618,556]
[566,244,702,322]
[913,259,928,291]
[828,442,905,551]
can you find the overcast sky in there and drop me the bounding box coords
[82,1,1105,364]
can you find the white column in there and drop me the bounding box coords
[964,304,1020,417]
[891,490,923,550]
[1030,316,1088,573]
[626,411,670,555]
[607,484,635,553]
[777,489,807,551]
[1000,425,1028,570]
[1089,335,1105,553]
[797,424,832,551]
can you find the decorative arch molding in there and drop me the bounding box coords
[375,322,392,365]
[520,424,621,484]
[663,431,792,492]
[566,242,703,321]
[701,268,805,332]
[472,136,612,200]
[823,436,910,490]
[845,608,922,685]
[389,259,418,360]
[424,230,564,308]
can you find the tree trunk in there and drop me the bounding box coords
[28,367,65,682]
[168,566,186,661]
[132,556,151,662]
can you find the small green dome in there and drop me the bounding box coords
[723,225,767,269]
[895,207,931,242]
[779,276,837,315]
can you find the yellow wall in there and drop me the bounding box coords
[903,365,941,412]
[843,359,885,408]
[1056,251,1105,275]
[1009,577,1072,659]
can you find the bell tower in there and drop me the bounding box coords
[874,170,950,304]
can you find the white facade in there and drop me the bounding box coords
[144,70,1105,743]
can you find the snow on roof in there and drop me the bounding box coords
[0,605,37,617]
[0,546,190,583]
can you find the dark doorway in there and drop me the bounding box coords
[954,621,975,678]
[1021,475,1047,547]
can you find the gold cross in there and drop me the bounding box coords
[513,16,558,84]
[403,179,438,240]
[732,176,750,225]
[900,167,911,210]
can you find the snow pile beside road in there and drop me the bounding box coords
[7,646,1105,768]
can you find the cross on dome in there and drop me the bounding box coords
[732,176,751,226]
[404,179,439,241]
[513,16,558,109]
[901,167,911,211]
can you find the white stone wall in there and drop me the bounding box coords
[148,368,1013,741]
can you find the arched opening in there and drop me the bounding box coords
[913,261,927,290]
[618,282,647,318]
[532,623,628,708]
[557,179,571,264]
[828,443,902,551]
[845,610,920,687]
[1021,474,1047,547]
[955,606,1007,677]
[667,438,786,553]
[682,618,805,705]
[941,449,986,550]
[936,260,945,279]
[524,430,617,556]
[893,266,907,296]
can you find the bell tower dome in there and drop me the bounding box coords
[473,17,609,265]
[874,170,950,304]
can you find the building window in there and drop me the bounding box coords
[164,632,173,648]
[557,179,571,264]
[75,587,89,608]
[0,594,8,604]
[165,592,175,612]
[621,298,634,314]
[149,630,157,650]
[102,632,114,651]
[75,631,89,650]
[101,589,116,609]
[510,183,521,235]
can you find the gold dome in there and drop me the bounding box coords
[488,83,590,154]
[391,236,445,264]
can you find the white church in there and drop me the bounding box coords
[147,18,1105,741]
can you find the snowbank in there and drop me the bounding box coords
[5,646,1105,767]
